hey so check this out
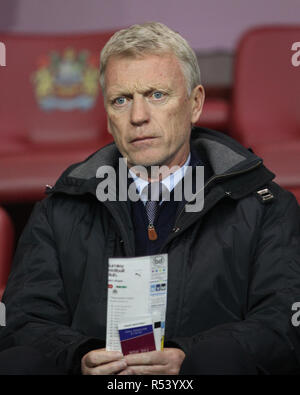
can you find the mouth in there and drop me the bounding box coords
[130,136,158,145]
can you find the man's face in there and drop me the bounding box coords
[104,52,204,170]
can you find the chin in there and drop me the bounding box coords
[131,158,164,168]
[127,153,162,167]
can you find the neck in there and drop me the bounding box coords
[129,152,191,182]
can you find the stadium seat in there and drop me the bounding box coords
[0,32,115,203]
[197,98,230,132]
[230,25,300,202]
[0,207,14,300]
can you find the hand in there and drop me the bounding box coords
[119,347,185,375]
[81,348,128,375]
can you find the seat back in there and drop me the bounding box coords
[230,26,300,146]
[0,32,115,153]
[0,207,14,300]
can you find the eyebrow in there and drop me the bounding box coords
[107,84,172,99]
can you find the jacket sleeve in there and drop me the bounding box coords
[0,200,105,375]
[171,188,300,374]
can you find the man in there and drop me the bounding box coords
[0,22,300,375]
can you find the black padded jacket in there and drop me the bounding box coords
[1,128,300,375]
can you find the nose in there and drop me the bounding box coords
[130,95,150,126]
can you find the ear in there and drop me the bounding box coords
[107,116,113,136]
[190,85,205,124]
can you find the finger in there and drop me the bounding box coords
[118,367,136,375]
[83,359,127,375]
[83,349,124,368]
[123,364,167,375]
[125,350,166,366]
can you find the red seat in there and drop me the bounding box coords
[230,26,300,202]
[197,98,230,132]
[0,141,113,203]
[0,207,14,300]
[0,32,115,203]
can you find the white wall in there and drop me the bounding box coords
[1,0,300,50]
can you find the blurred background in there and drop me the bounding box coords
[0,0,300,296]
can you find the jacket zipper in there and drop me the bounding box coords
[172,159,263,232]
[48,159,263,253]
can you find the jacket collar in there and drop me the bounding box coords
[47,127,275,201]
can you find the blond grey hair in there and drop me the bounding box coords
[99,22,201,96]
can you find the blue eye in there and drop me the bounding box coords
[114,97,126,105]
[153,91,164,99]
